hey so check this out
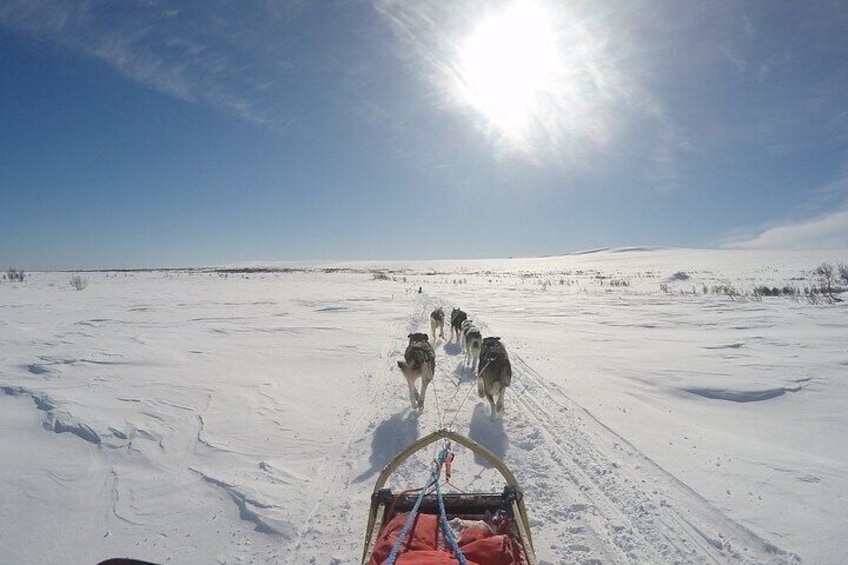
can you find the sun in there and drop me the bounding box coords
[458,1,560,137]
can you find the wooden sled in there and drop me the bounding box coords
[362,429,537,565]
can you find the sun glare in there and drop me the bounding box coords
[459,1,560,136]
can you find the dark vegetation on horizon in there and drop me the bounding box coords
[4,262,847,303]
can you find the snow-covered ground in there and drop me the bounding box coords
[1,248,846,564]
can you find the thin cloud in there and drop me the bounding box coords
[0,0,307,129]
[630,2,848,166]
[723,206,848,250]
[722,158,848,250]
[371,0,684,179]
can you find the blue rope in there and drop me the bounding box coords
[383,460,440,564]
[434,464,467,564]
[384,445,466,565]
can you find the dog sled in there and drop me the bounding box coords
[97,429,536,565]
[362,428,537,565]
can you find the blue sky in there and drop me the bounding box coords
[2,0,847,270]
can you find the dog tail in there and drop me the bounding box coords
[398,359,426,377]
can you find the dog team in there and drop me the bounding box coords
[397,307,511,420]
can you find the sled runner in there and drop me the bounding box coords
[362,428,537,565]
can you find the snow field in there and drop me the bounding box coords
[1,248,846,564]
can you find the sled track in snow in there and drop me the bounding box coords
[505,351,799,564]
[285,293,798,564]
[284,303,432,564]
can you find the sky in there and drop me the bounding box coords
[1,0,848,270]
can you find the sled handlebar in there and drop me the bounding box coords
[372,428,521,494]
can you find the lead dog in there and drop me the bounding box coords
[461,319,483,369]
[450,308,467,343]
[477,337,512,420]
[429,307,445,341]
[397,332,436,410]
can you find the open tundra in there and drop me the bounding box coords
[1,248,846,564]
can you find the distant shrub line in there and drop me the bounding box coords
[4,268,25,282]
[752,286,798,297]
[3,261,846,306]
[658,262,846,304]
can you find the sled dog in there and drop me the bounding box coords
[429,307,445,340]
[450,308,468,343]
[477,337,512,420]
[460,319,474,344]
[397,333,436,410]
[462,321,483,369]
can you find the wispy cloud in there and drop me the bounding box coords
[0,0,309,129]
[723,198,848,251]
[700,3,848,151]
[722,156,848,250]
[370,0,685,180]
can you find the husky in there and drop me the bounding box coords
[460,318,473,343]
[477,337,512,420]
[462,321,483,369]
[450,308,467,343]
[397,332,436,410]
[429,307,445,341]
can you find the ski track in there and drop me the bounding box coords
[283,293,476,563]
[284,307,421,563]
[506,352,798,564]
[283,291,801,564]
[6,287,802,564]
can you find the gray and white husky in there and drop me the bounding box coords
[397,332,436,410]
[477,337,512,420]
[429,307,445,341]
[461,319,483,369]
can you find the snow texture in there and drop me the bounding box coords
[1,248,846,564]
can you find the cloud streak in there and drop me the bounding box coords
[723,206,848,250]
[725,155,848,250]
[371,0,684,180]
[0,0,308,129]
[4,0,845,205]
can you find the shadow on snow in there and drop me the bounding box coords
[352,410,420,484]
[451,361,476,384]
[468,403,508,465]
[442,342,462,356]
